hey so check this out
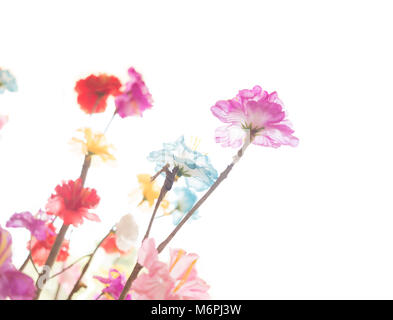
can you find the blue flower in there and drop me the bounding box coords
[147,136,218,192]
[0,69,18,94]
[171,187,199,225]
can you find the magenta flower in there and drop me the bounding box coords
[6,211,51,241]
[211,85,299,148]
[114,67,153,118]
[94,269,131,300]
[0,225,36,300]
[131,238,210,300]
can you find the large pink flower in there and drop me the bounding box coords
[211,85,299,148]
[131,238,210,300]
[114,67,153,118]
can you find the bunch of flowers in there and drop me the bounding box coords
[0,66,298,300]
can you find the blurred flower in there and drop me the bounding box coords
[147,136,218,192]
[6,211,49,241]
[170,188,199,225]
[0,115,8,130]
[211,85,299,148]
[136,174,160,207]
[94,269,131,300]
[115,67,153,118]
[0,69,17,93]
[75,74,121,114]
[46,179,100,227]
[115,214,139,253]
[0,225,36,300]
[132,238,209,300]
[101,232,129,255]
[58,263,81,295]
[72,127,115,162]
[29,223,69,266]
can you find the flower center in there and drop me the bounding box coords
[241,122,264,138]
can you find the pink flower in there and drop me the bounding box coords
[94,269,131,300]
[58,263,81,295]
[131,238,210,300]
[211,85,299,148]
[6,211,50,241]
[0,115,8,130]
[0,225,36,300]
[114,67,153,118]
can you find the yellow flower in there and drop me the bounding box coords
[134,174,171,212]
[136,174,160,207]
[72,127,115,162]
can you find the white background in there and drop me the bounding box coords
[1,0,393,299]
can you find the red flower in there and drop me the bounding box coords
[46,179,100,227]
[75,74,121,114]
[29,223,70,266]
[100,232,129,255]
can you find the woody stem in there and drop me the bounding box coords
[118,141,251,300]
[118,166,179,300]
[34,154,92,300]
[157,139,251,253]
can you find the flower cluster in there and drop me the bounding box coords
[1,67,298,300]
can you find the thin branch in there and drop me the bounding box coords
[49,254,92,279]
[103,110,117,134]
[118,140,251,300]
[19,254,30,271]
[66,227,114,300]
[150,164,169,182]
[143,166,178,241]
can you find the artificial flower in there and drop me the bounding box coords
[211,85,299,148]
[115,67,153,118]
[0,69,17,94]
[170,187,199,225]
[135,174,160,207]
[101,232,129,255]
[58,263,81,296]
[6,211,49,241]
[94,269,131,300]
[0,225,36,300]
[29,223,69,266]
[0,115,8,130]
[72,127,115,162]
[147,136,218,192]
[131,238,210,300]
[75,74,121,114]
[115,214,139,253]
[46,179,100,227]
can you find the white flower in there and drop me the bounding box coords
[115,214,139,252]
